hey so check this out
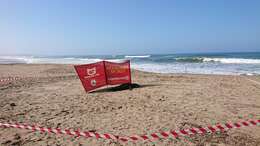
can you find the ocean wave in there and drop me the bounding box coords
[1,55,260,75]
[131,62,260,75]
[79,58,103,62]
[0,56,35,63]
[0,56,128,64]
[203,58,260,64]
[175,57,260,64]
[125,55,151,58]
[175,57,204,63]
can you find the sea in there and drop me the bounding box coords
[1,52,260,75]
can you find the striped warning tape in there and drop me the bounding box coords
[0,119,259,142]
[0,77,20,83]
[0,75,76,84]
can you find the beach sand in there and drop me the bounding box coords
[0,64,260,146]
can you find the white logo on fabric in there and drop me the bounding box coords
[87,67,96,76]
[91,79,97,86]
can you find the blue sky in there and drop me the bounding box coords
[0,0,260,55]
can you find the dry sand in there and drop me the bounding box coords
[0,64,260,146]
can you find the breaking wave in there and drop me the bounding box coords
[175,57,260,64]
[1,54,260,75]
[175,57,204,63]
[0,56,126,64]
[202,58,260,64]
[125,55,151,58]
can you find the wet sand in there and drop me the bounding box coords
[0,64,260,146]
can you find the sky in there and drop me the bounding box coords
[0,0,260,56]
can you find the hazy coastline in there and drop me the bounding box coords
[1,52,260,76]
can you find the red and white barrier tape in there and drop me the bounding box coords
[0,77,20,83]
[1,119,259,142]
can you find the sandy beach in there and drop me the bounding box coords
[0,64,260,146]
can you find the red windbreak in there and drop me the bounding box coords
[74,60,131,92]
[104,60,131,85]
[74,61,107,92]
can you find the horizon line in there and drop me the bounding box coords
[1,51,260,57]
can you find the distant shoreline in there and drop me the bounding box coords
[0,63,259,77]
[1,53,260,75]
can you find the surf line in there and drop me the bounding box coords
[0,119,259,143]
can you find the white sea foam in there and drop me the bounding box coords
[131,62,260,75]
[202,58,260,64]
[0,56,127,64]
[125,55,151,58]
[1,55,260,75]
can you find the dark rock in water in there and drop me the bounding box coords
[10,103,16,107]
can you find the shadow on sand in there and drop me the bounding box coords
[90,83,159,93]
